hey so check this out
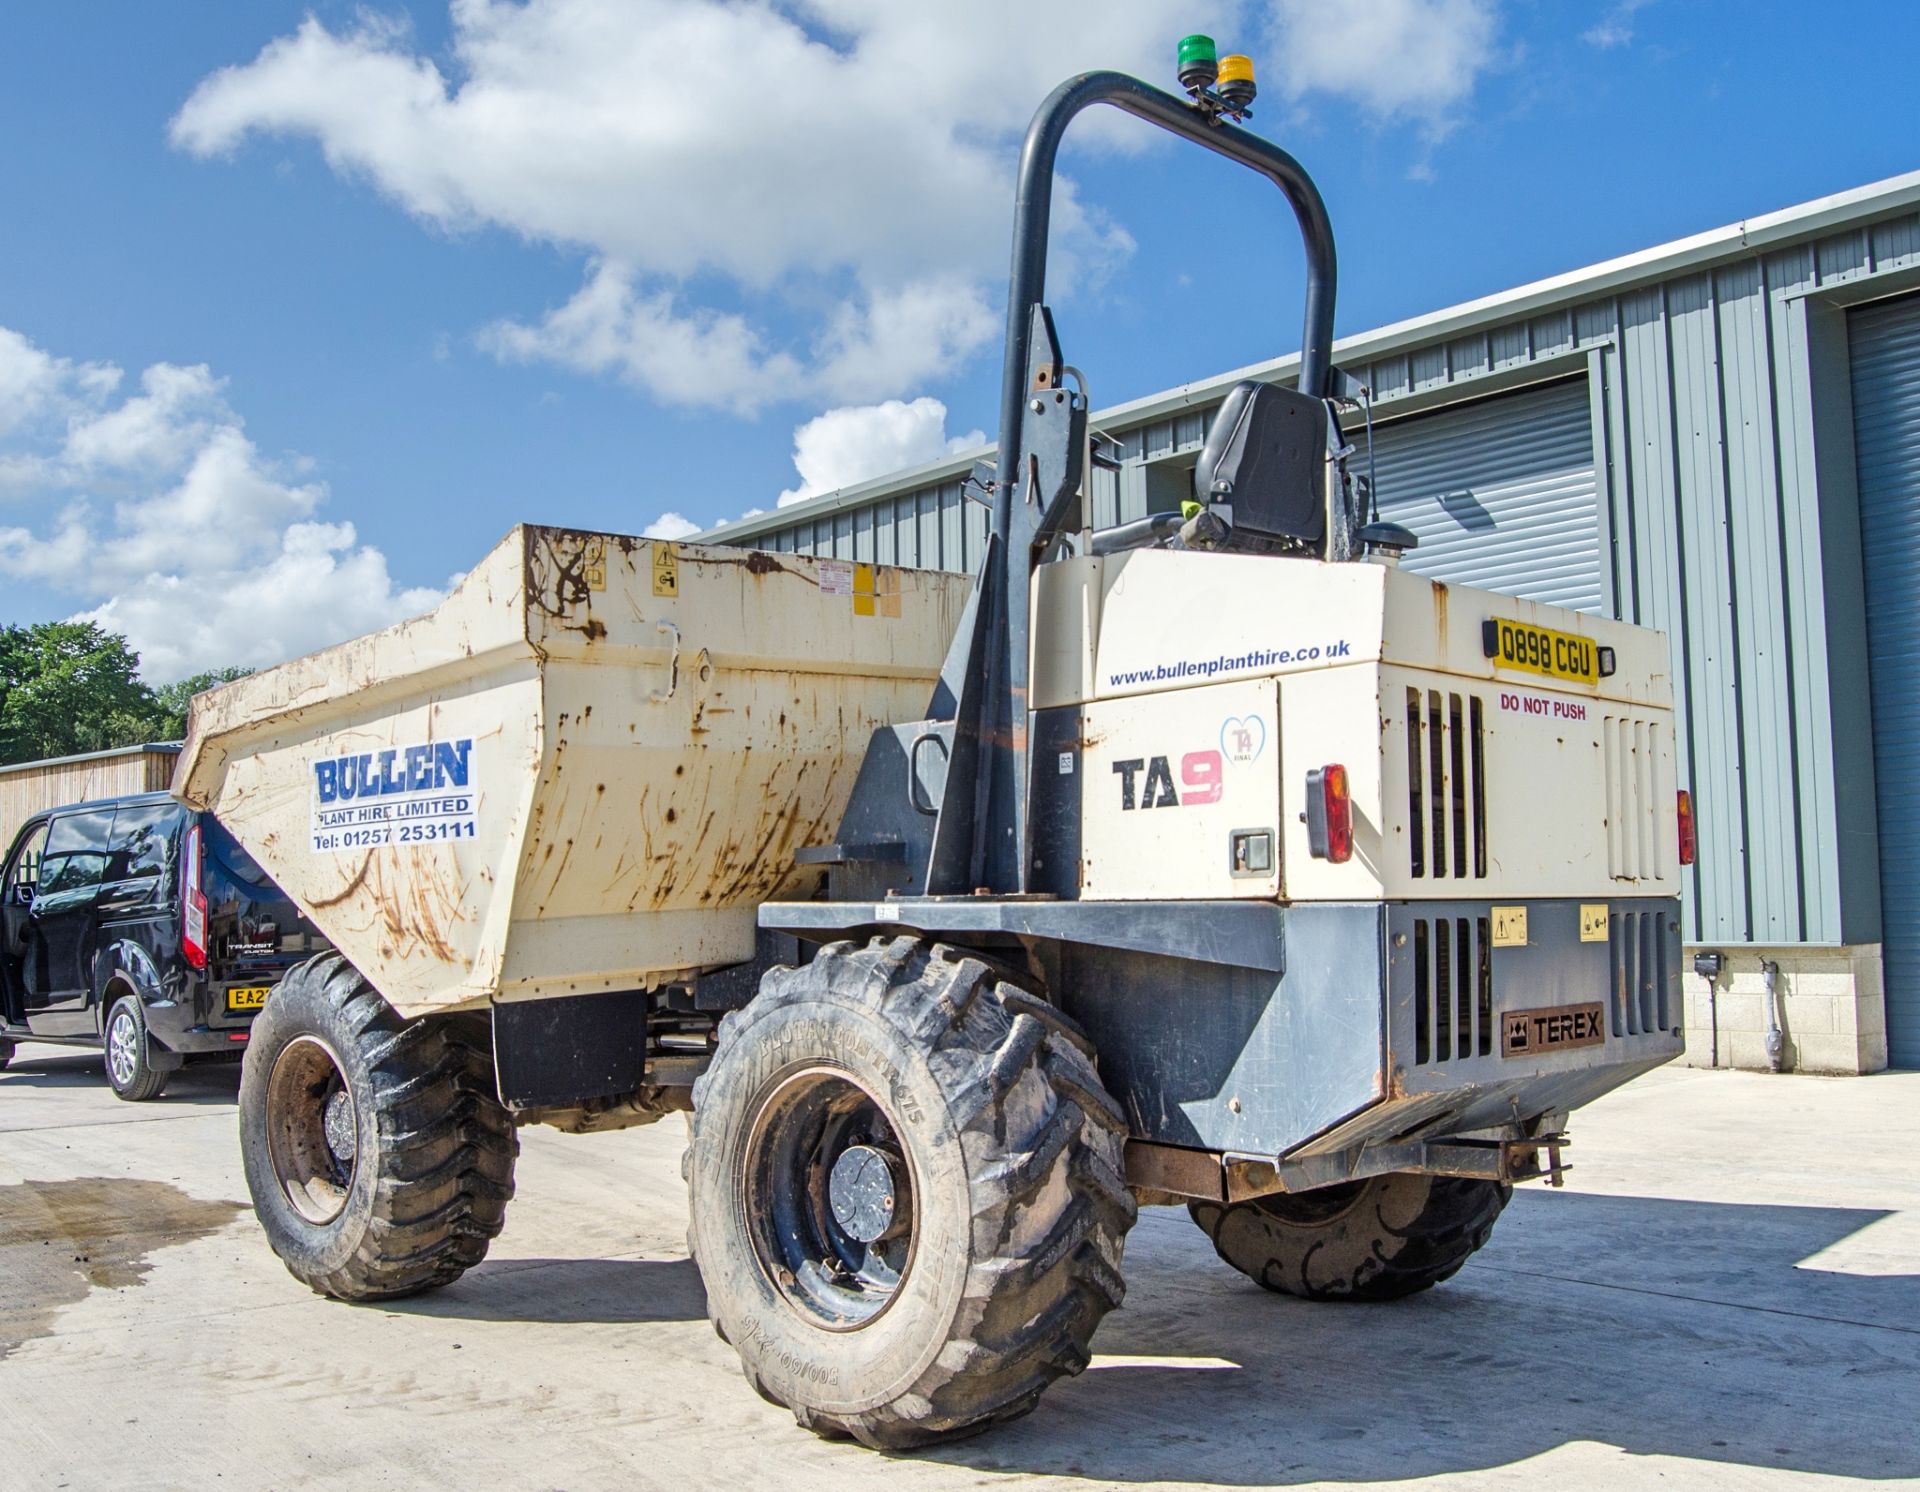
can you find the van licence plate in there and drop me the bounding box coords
[226,986,271,1012]
[1481,618,1599,686]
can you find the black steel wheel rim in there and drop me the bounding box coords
[265,1034,358,1225]
[743,1064,918,1330]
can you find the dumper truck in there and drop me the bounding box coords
[176,49,1688,1450]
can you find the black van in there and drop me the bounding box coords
[0,792,328,1100]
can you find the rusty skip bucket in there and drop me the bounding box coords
[174,526,968,1018]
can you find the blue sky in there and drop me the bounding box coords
[2,0,1916,680]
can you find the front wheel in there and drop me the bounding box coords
[238,953,517,1301]
[105,994,169,1101]
[1189,1172,1510,1302]
[688,936,1135,1449]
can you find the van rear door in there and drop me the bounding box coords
[199,816,330,1018]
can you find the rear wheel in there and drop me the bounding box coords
[104,994,169,1102]
[1189,1172,1510,1302]
[0,1036,13,1071]
[238,953,517,1301]
[688,936,1135,1449]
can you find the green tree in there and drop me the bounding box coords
[148,667,253,739]
[0,622,251,766]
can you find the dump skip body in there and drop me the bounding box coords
[174,526,967,1018]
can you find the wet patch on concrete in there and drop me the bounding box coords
[0,1177,246,1359]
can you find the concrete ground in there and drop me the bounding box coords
[1,1049,1914,1492]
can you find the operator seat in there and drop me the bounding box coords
[1191,380,1329,549]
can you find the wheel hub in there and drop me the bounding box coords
[743,1066,918,1330]
[107,1011,138,1087]
[264,1035,357,1225]
[323,1089,357,1162]
[828,1144,902,1244]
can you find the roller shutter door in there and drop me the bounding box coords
[1369,377,1602,613]
[1850,291,1920,1068]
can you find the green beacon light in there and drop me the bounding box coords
[1177,33,1218,95]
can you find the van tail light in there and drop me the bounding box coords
[1676,790,1696,867]
[182,822,209,971]
[1305,764,1353,864]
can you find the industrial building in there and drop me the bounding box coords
[709,171,1920,1075]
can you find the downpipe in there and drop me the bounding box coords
[1762,958,1787,1072]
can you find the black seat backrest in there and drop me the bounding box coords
[1192,380,1327,545]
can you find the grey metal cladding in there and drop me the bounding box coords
[725,197,1920,954]
[1368,378,1601,613]
[1848,291,1920,1065]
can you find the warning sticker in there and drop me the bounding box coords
[583,537,607,592]
[852,563,902,619]
[651,542,678,597]
[817,559,854,595]
[1491,905,1529,947]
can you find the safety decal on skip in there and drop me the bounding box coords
[310,739,477,852]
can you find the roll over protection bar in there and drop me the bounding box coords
[929,70,1341,898]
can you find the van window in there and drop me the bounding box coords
[108,802,184,884]
[37,810,114,897]
[5,821,48,904]
[202,817,271,889]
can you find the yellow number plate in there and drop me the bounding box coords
[1483,618,1599,686]
[226,986,271,1012]
[1491,906,1529,947]
[1579,904,1610,942]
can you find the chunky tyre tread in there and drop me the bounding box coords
[244,953,517,1302]
[1189,1172,1510,1302]
[691,936,1135,1450]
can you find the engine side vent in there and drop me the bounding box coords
[1406,689,1487,880]
[1604,716,1665,881]
[1610,907,1672,1036]
[1411,914,1493,1064]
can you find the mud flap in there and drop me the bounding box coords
[492,988,647,1109]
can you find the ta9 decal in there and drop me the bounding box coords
[1113,750,1224,810]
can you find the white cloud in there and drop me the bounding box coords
[779,397,984,506]
[0,325,440,683]
[1583,0,1652,49]
[1267,0,1501,131]
[641,511,702,540]
[0,327,120,443]
[170,0,1222,412]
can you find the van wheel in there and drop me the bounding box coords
[689,936,1135,1449]
[239,953,517,1301]
[105,995,170,1102]
[0,1036,14,1071]
[1188,1172,1511,1302]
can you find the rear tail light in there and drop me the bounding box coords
[1305,764,1353,864]
[182,822,209,970]
[1676,789,1696,867]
